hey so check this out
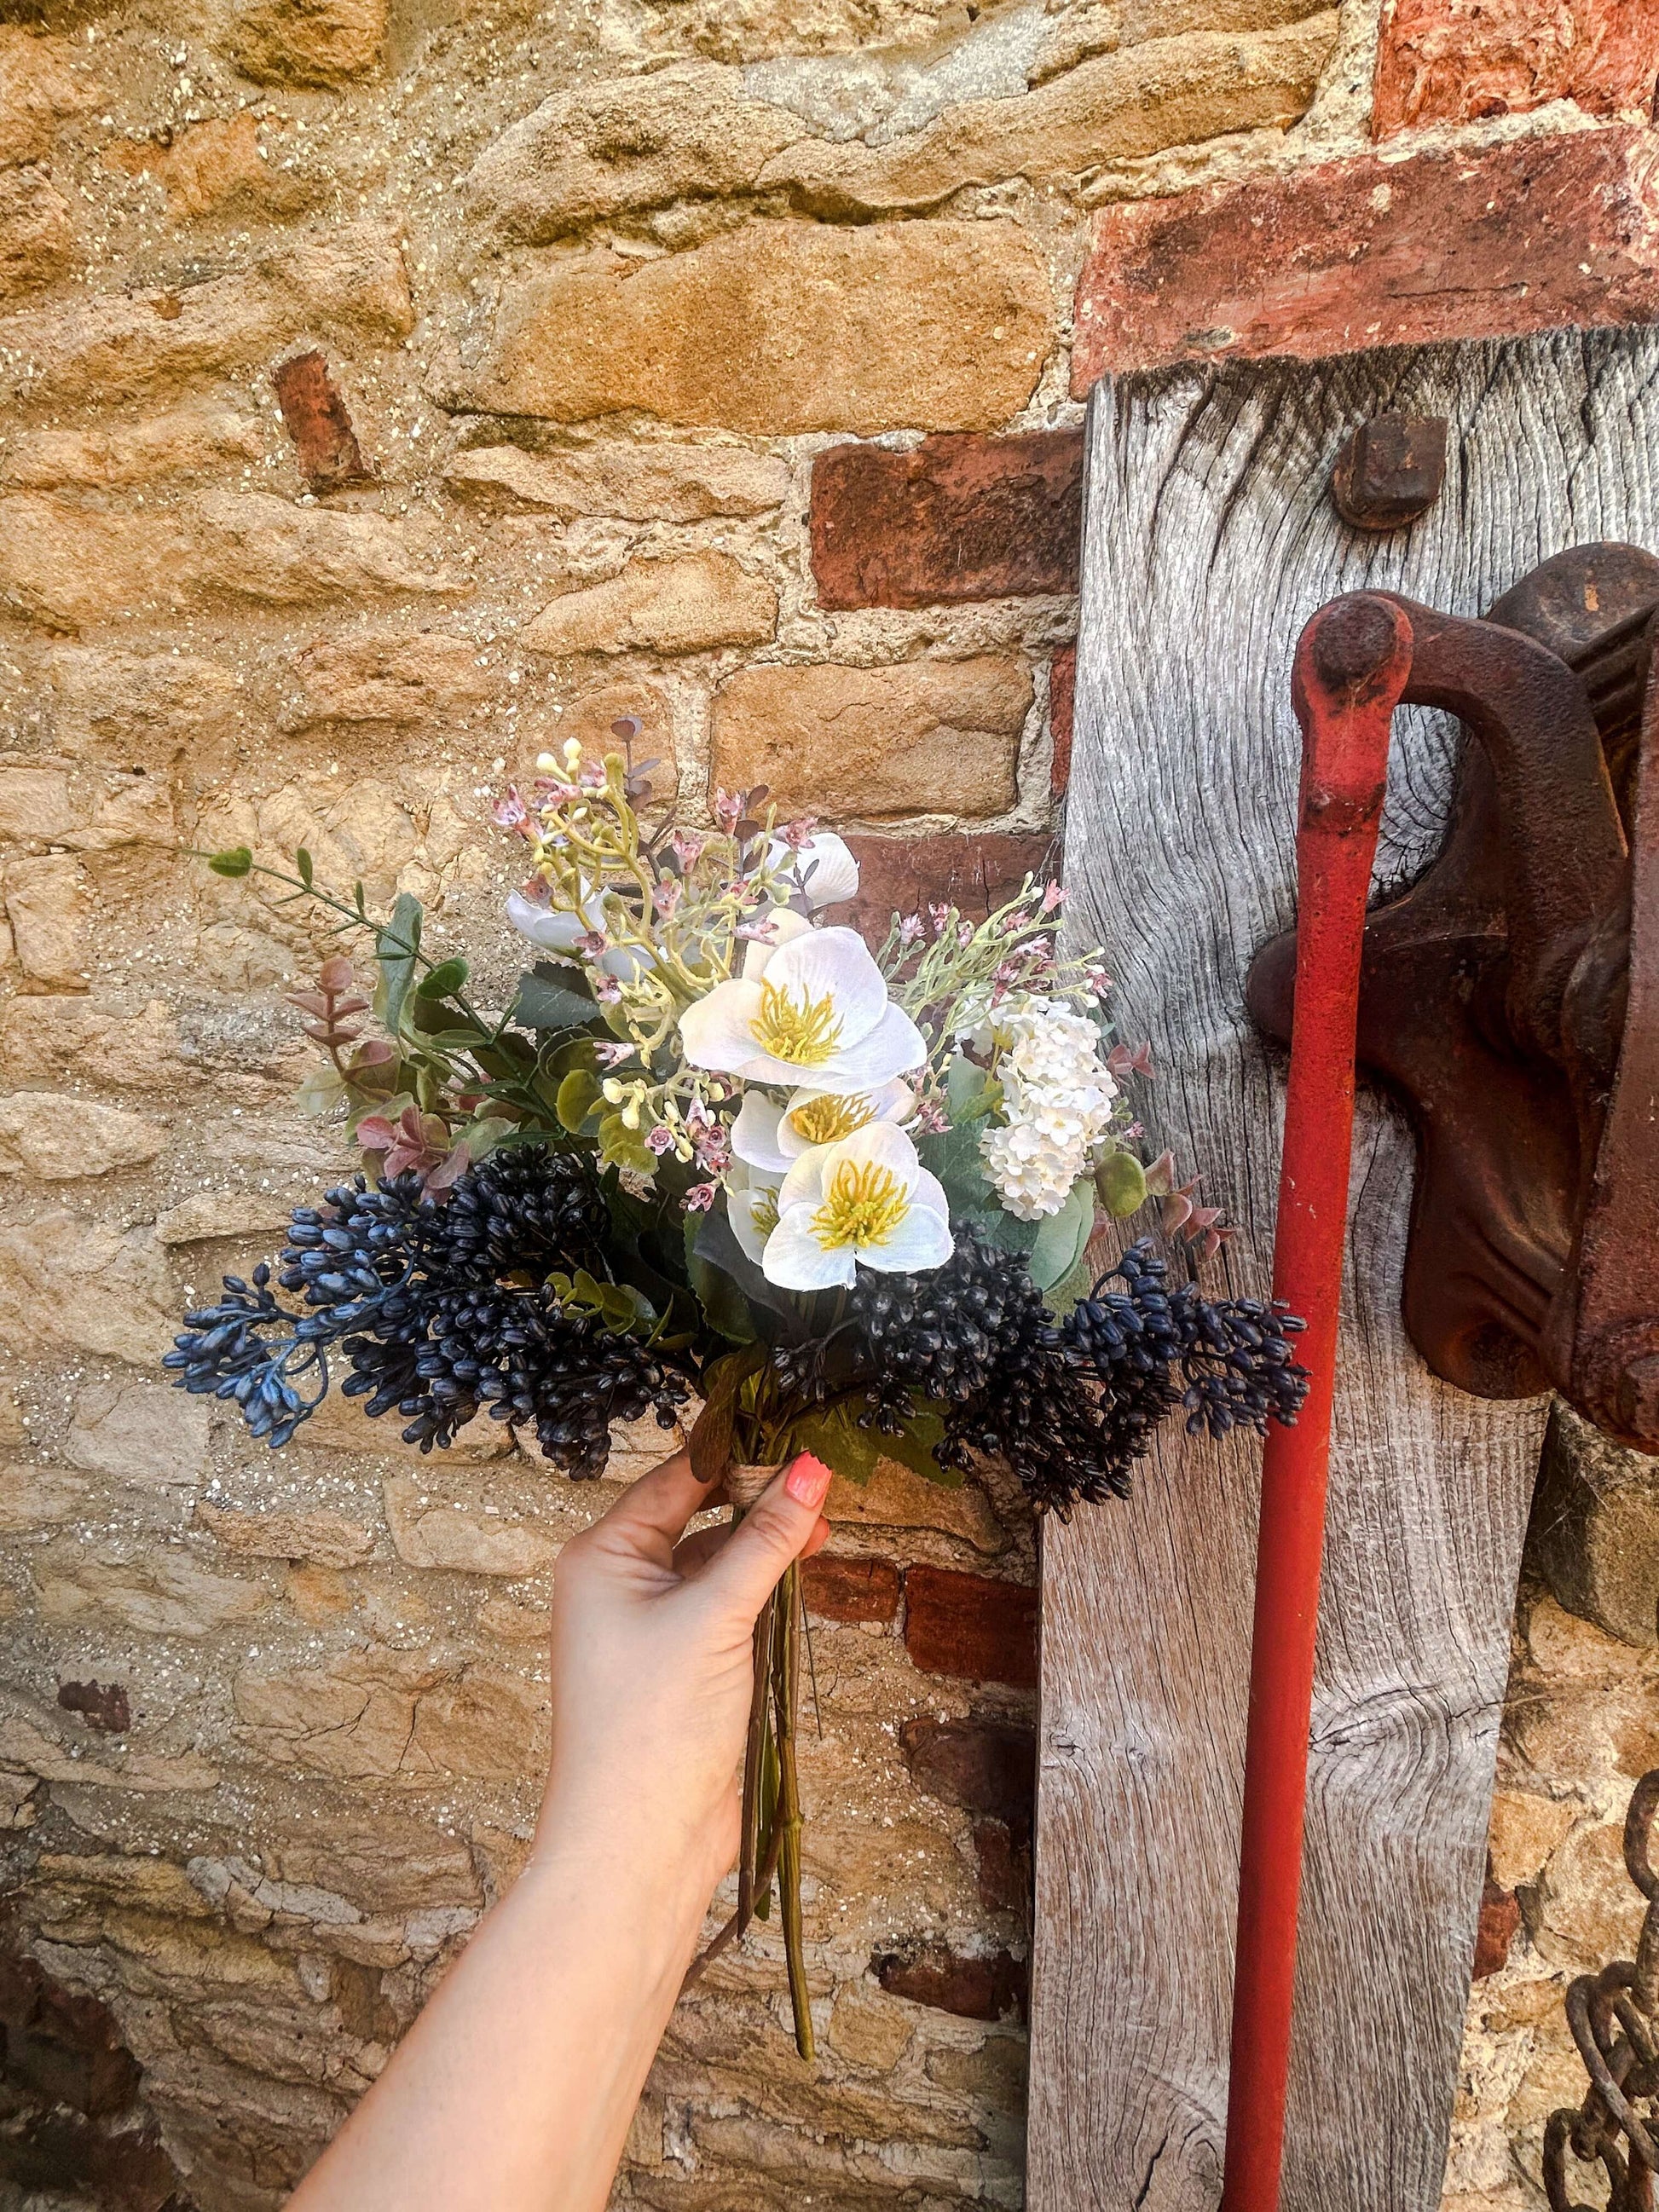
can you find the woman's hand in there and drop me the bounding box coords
[288,1446,834,2212]
[535,1447,835,1946]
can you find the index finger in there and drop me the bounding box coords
[594,1447,720,1548]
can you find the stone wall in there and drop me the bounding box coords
[0,0,1655,2203]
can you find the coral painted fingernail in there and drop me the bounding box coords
[785,1453,833,1507]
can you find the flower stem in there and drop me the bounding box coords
[773,1559,813,2061]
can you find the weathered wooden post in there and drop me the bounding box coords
[1031,325,1659,2211]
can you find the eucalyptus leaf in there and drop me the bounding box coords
[1027,1180,1096,1291]
[1095,1149,1149,1217]
[374,892,425,1036]
[788,1402,883,1487]
[917,1117,993,1215]
[556,1068,604,1134]
[513,969,598,1034]
[416,956,470,1002]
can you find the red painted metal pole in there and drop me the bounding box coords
[1220,595,1415,2212]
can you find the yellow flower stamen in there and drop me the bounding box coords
[753,979,843,1067]
[750,1188,780,1238]
[787,1093,876,1146]
[811,1160,909,1252]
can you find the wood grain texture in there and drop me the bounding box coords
[1032,326,1659,2212]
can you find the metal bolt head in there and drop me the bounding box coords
[1331,414,1448,531]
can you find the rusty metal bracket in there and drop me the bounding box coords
[1543,1767,1659,2211]
[1247,545,1659,1452]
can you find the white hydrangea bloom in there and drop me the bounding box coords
[980,1002,1118,1222]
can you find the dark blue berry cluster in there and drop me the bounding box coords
[165,1146,691,1478]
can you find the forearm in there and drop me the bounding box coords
[290,1839,708,2212]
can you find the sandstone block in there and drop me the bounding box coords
[759,16,1337,217]
[539,680,679,802]
[1374,0,1659,136]
[464,63,799,240]
[443,440,789,523]
[291,630,490,725]
[829,1987,914,2071]
[1534,1816,1650,1969]
[521,550,776,657]
[811,430,1082,609]
[35,1542,269,1638]
[598,0,966,65]
[0,761,71,841]
[105,112,304,220]
[66,1377,211,1487]
[710,658,1030,818]
[383,1472,558,1577]
[462,221,1052,436]
[0,996,185,1091]
[0,166,74,304]
[235,1651,443,1779]
[0,1216,176,1366]
[49,649,243,764]
[476,1593,549,1643]
[904,1566,1038,1686]
[1529,1398,1659,1647]
[4,852,87,987]
[408,1670,547,1780]
[154,1190,298,1245]
[228,0,389,87]
[0,757,171,852]
[1487,1788,1577,1893]
[3,399,263,491]
[0,490,466,632]
[266,1822,483,1913]
[0,1091,167,1179]
[0,1703,217,1790]
[196,1505,374,1568]
[1072,126,1659,384]
[0,30,90,167]
[0,1461,87,1531]
[299,1380,513,1460]
[0,221,411,409]
[801,1554,901,1624]
[827,1459,1006,1555]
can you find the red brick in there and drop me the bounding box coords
[801,1553,901,1624]
[972,1816,1033,1917]
[833,831,1057,948]
[872,1943,1027,2020]
[1072,127,1659,385]
[900,1714,1035,1822]
[273,348,370,493]
[56,1679,130,1734]
[1049,646,1076,798]
[1472,1874,1522,1978]
[904,1565,1038,1688]
[1374,0,1659,136]
[809,430,1083,610]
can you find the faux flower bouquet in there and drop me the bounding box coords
[170,723,1308,2054]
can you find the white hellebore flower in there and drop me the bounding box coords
[506,885,602,956]
[731,1077,914,1174]
[506,886,653,982]
[762,1123,951,1291]
[765,830,860,910]
[726,1159,784,1267]
[680,925,925,1095]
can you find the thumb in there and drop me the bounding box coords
[695,1453,834,1621]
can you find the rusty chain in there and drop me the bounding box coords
[1543,1769,1659,2211]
